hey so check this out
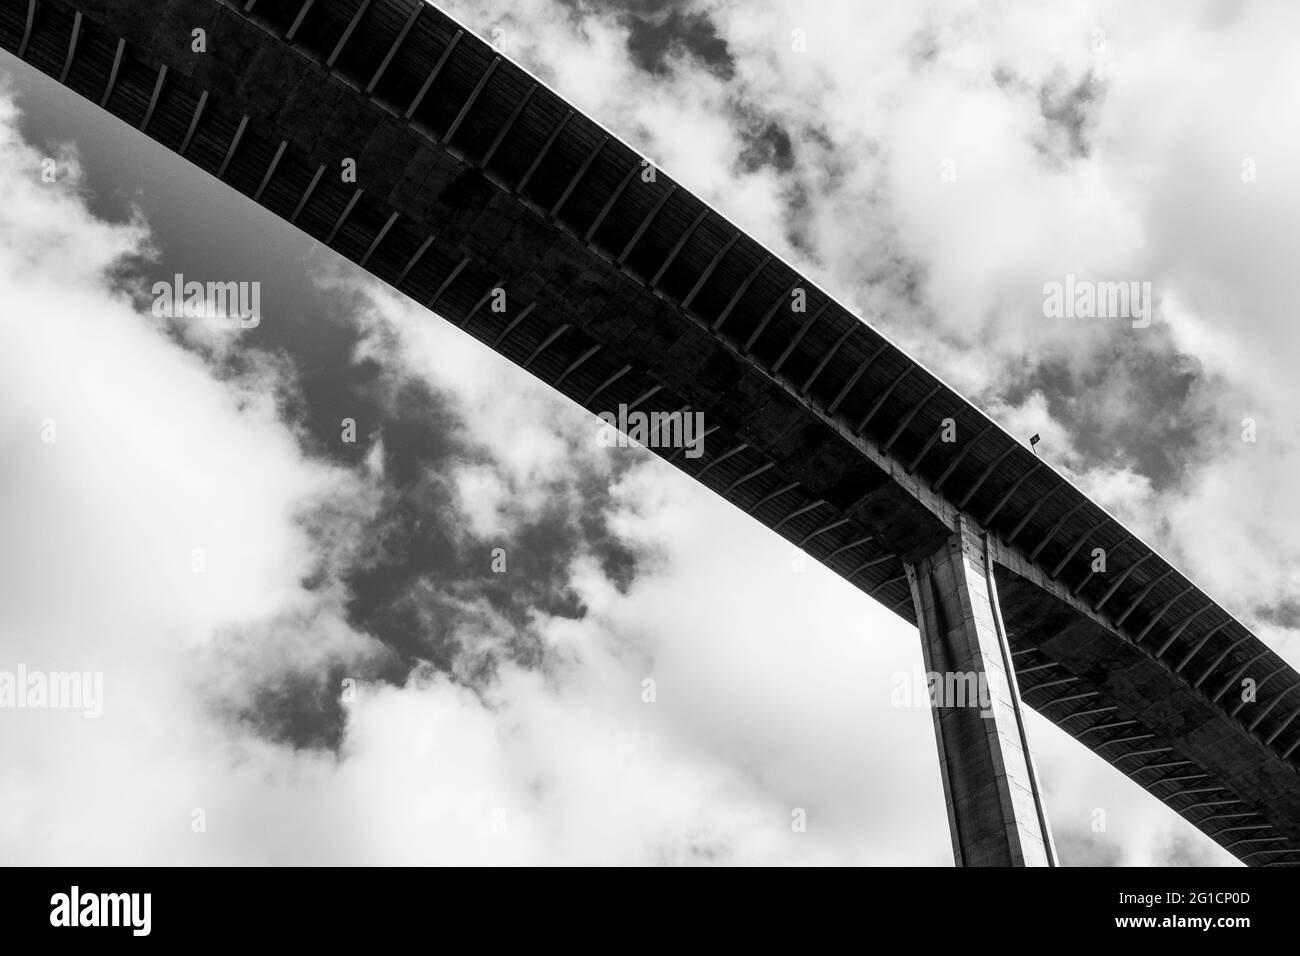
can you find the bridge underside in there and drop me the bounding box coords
[5,0,1298,864]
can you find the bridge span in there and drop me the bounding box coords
[5,0,1298,864]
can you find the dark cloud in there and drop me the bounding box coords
[236,663,356,753]
[239,311,647,749]
[552,0,733,78]
[622,3,734,79]
[779,179,817,259]
[1008,332,1216,492]
[1037,73,1100,160]
[1258,599,1300,630]
[736,116,796,176]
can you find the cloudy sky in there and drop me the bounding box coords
[2,0,1297,866]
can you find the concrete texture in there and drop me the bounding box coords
[908,515,1056,866]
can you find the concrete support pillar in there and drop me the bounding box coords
[905,514,1057,867]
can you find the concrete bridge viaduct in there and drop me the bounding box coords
[5,0,1299,864]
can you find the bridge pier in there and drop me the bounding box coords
[905,515,1057,866]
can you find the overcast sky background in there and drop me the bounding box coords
[2,0,1298,865]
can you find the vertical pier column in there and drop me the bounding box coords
[904,514,1057,866]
